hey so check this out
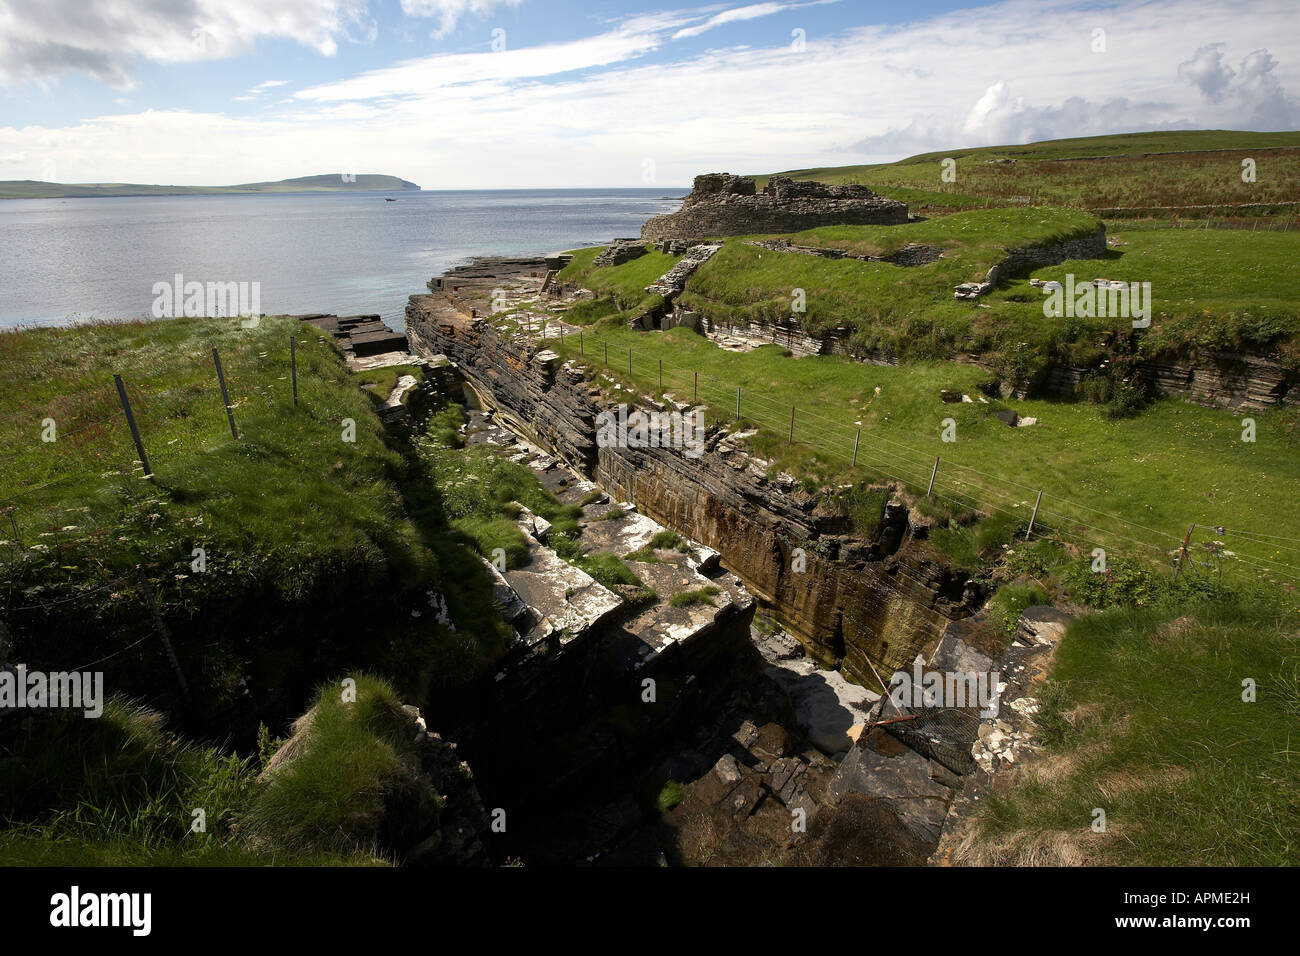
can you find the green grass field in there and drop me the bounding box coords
[759,130,1300,215]
[672,216,1300,376]
[548,323,1300,595]
[953,596,1299,866]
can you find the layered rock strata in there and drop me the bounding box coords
[405,278,979,686]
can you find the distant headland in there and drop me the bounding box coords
[0,173,421,200]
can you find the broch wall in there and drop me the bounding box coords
[642,173,908,241]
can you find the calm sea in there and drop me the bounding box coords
[0,188,684,332]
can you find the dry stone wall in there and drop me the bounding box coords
[642,173,908,241]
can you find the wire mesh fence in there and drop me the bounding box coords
[881,707,982,776]
[549,330,1300,588]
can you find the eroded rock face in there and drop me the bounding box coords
[1040,350,1299,409]
[405,288,979,685]
[641,173,908,241]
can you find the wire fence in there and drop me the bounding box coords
[538,326,1300,591]
[0,335,306,514]
[0,332,317,701]
[0,567,190,721]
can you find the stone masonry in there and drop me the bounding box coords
[642,173,908,241]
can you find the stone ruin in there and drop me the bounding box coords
[592,239,648,267]
[641,173,908,241]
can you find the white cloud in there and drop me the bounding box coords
[0,0,371,87]
[401,0,524,40]
[672,2,794,40]
[854,80,1187,155]
[293,9,692,101]
[1,0,1297,187]
[1180,44,1299,128]
[1178,43,1236,103]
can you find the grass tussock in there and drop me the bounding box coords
[953,595,1299,866]
[241,675,436,859]
[0,696,382,865]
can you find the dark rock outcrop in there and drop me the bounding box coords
[298,313,407,357]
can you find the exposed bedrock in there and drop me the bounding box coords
[405,290,979,686]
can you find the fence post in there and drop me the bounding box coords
[1173,522,1196,582]
[212,348,238,440]
[580,330,584,356]
[736,386,741,421]
[113,374,152,479]
[852,428,860,467]
[659,359,663,392]
[136,566,190,703]
[604,340,608,365]
[290,336,299,406]
[628,348,632,377]
[1025,489,1043,540]
[694,371,698,403]
[927,456,939,497]
[789,405,795,443]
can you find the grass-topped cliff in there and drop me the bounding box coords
[0,317,531,864]
[534,132,1300,865]
[548,133,1300,597]
[759,129,1300,216]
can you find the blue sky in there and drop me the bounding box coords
[0,0,1297,187]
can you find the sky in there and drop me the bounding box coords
[0,0,1297,188]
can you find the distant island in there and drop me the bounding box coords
[0,174,421,200]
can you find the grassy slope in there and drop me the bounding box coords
[0,678,418,865]
[0,315,508,712]
[676,213,1300,373]
[956,597,1298,866]
[678,208,1100,344]
[554,246,680,324]
[759,130,1300,213]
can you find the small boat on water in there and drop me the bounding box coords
[385,198,396,202]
